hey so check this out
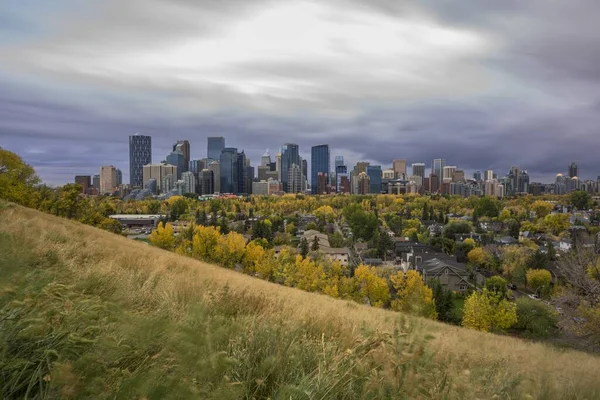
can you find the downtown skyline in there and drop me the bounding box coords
[2,1,600,185]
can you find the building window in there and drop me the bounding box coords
[444,268,449,275]
[459,284,467,291]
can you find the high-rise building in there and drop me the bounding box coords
[429,173,439,193]
[116,169,122,186]
[129,134,152,187]
[162,174,176,193]
[261,150,271,167]
[209,161,220,193]
[288,163,302,193]
[335,156,344,170]
[393,159,407,178]
[354,161,369,175]
[316,172,329,195]
[92,174,100,191]
[442,166,457,183]
[484,169,494,181]
[181,171,196,194]
[411,163,425,178]
[246,165,255,195]
[199,169,214,195]
[100,165,117,194]
[432,159,446,179]
[338,174,351,194]
[281,143,300,192]
[382,169,395,179]
[166,150,185,180]
[75,175,91,194]
[452,170,465,182]
[237,151,247,194]
[145,178,157,194]
[473,170,482,182]
[366,165,382,194]
[519,170,530,193]
[174,140,190,172]
[275,152,282,182]
[357,172,370,195]
[252,180,269,196]
[311,144,330,195]
[569,162,578,178]
[207,137,225,161]
[143,163,177,193]
[220,148,239,194]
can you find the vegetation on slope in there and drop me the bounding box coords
[1,203,600,399]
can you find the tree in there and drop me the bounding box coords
[377,231,394,260]
[526,269,552,298]
[541,213,569,236]
[300,237,309,258]
[531,200,554,218]
[570,190,592,210]
[443,221,472,240]
[515,298,557,338]
[169,197,188,221]
[215,232,246,268]
[243,241,265,274]
[148,223,176,250]
[196,209,208,226]
[353,265,390,307]
[429,279,455,323]
[98,218,123,234]
[505,218,521,239]
[192,225,222,262]
[219,210,230,234]
[462,289,517,332]
[422,202,429,220]
[501,245,531,285]
[474,197,500,218]
[0,148,40,206]
[329,231,345,248]
[485,276,508,298]
[314,205,335,223]
[311,235,320,251]
[467,247,493,271]
[390,270,437,319]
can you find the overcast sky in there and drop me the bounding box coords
[1,0,599,185]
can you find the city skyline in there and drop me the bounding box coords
[2,1,600,185]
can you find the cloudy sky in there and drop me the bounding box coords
[1,0,599,185]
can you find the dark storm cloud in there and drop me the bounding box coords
[1,0,600,185]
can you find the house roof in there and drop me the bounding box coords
[320,247,350,255]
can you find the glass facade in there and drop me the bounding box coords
[311,144,330,194]
[281,143,300,192]
[367,165,382,194]
[129,134,152,187]
[207,137,225,161]
[219,147,238,194]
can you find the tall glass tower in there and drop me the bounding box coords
[281,143,300,192]
[208,137,225,161]
[219,147,238,194]
[129,134,151,187]
[311,144,330,194]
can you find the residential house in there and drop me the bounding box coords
[419,258,475,293]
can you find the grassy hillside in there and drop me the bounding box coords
[1,203,599,399]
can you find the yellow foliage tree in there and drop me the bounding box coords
[215,232,247,268]
[531,200,554,219]
[314,205,336,223]
[501,245,531,284]
[255,249,278,281]
[243,241,265,274]
[148,223,175,250]
[292,255,326,292]
[462,289,517,332]
[353,265,390,307]
[526,269,552,296]
[191,225,222,262]
[463,238,476,247]
[541,213,569,236]
[467,247,493,269]
[390,270,437,319]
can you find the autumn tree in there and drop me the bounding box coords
[474,197,500,218]
[540,213,569,236]
[243,241,265,274]
[501,245,531,285]
[515,298,557,338]
[215,232,247,268]
[570,190,592,211]
[192,225,222,262]
[353,265,390,307]
[390,270,437,319]
[531,200,554,218]
[526,269,552,298]
[485,275,508,298]
[467,247,493,271]
[149,223,176,250]
[462,289,517,332]
[0,148,40,206]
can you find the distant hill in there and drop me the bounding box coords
[1,202,599,399]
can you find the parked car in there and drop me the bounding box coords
[528,294,540,300]
[507,283,517,290]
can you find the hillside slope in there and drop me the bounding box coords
[1,203,599,399]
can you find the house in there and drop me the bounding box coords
[301,229,331,249]
[418,258,474,293]
[479,221,503,233]
[455,232,483,243]
[497,236,518,246]
[320,247,350,266]
[427,223,444,237]
[553,240,572,252]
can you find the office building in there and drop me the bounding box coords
[220,148,239,194]
[393,159,407,178]
[100,165,117,194]
[366,165,382,194]
[432,159,446,179]
[452,170,465,182]
[174,140,190,172]
[252,180,269,196]
[143,163,177,193]
[145,178,157,194]
[209,161,220,193]
[181,171,196,194]
[429,173,439,193]
[288,163,302,193]
[355,161,369,175]
[311,144,330,195]
[316,172,329,195]
[335,156,344,171]
[276,152,282,181]
[382,169,395,179]
[357,172,370,195]
[162,174,176,193]
[75,175,91,194]
[473,170,482,182]
[411,163,425,178]
[166,150,185,180]
[199,169,214,195]
[442,166,457,183]
[236,151,247,194]
[92,174,100,191]
[207,137,225,161]
[261,151,271,167]
[281,143,300,192]
[129,134,152,187]
[519,170,530,193]
[569,162,578,178]
[338,174,351,194]
[116,169,122,186]
[484,169,494,181]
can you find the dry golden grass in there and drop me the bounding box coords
[1,203,599,398]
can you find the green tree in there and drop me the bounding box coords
[526,269,552,298]
[462,289,517,332]
[300,237,309,258]
[474,197,500,218]
[329,231,345,248]
[377,231,394,260]
[430,279,455,323]
[170,198,188,221]
[311,235,320,251]
[219,211,230,234]
[515,298,557,338]
[443,221,472,240]
[485,276,508,299]
[570,190,592,210]
[0,148,40,206]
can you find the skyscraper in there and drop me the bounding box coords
[209,161,221,193]
[181,171,196,194]
[393,159,407,178]
[199,169,214,195]
[366,165,382,194]
[473,170,482,182]
[569,162,578,178]
[75,175,91,194]
[261,150,271,167]
[237,151,247,194]
[129,134,151,187]
[116,169,122,186]
[174,140,190,172]
[100,165,117,194]
[166,150,185,180]
[335,156,344,170]
[411,163,425,178]
[432,159,446,179]
[143,163,177,193]
[357,172,370,195]
[92,174,100,191]
[484,169,494,181]
[442,166,457,183]
[519,170,530,193]
[220,148,239,194]
[281,143,300,192]
[288,163,302,193]
[311,144,330,194]
[207,137,225,161]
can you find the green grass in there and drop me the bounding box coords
[1,203,600,399]
[452,297,465,322]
